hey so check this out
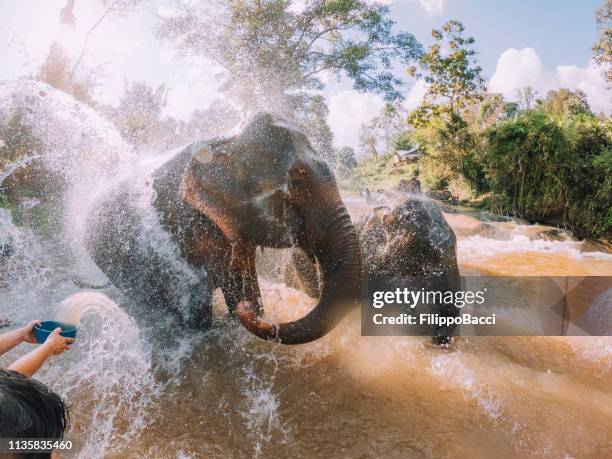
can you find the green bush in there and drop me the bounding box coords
[565,116,612,238]
[482,110,573,220]
[481,110,611,238]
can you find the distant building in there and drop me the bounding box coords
[393,145,422,166]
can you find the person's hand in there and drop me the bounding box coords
[42,328,74,355]
[19,320,41,344]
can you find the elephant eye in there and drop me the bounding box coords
[288,167,309,189]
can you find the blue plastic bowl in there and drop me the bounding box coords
[34,321,77,344]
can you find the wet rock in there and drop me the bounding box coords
[471,222,512,240]
[424,190,452,201]
[536,228,567,242]
[579,239,612,254]
[398,177,421,194]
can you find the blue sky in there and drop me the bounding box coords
[0,0,608,150]
[392,0,601,76]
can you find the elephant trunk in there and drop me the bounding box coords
[236,201,362,345]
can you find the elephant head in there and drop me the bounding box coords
[180,113,362,344]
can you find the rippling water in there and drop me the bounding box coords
[1,160,611,457]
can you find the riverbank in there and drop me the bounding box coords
[341,154,612,246]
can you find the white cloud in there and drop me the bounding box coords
[556,61,610,114]
[365,0,447,13]
[327,78,428,152]
[418,0,446,15]
[489,47,542,96]
[489,47,611,114]
[328,90,385,151]
[403,79,429,111]
[327,81,427,152]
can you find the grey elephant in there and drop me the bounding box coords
[281,197,460,345]
[85,113,362,345]
[356,198,460,344]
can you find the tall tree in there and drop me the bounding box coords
[298,95,337,163]
[516,86,537,111]
[593,0,612,83]
[537,89,592,119]
[111,81,167,148]
[157,0,422,114]
[359,123,379,160]
[357,102,406,161]
[408,20,485,126]
[373,103,406,153]
[407,21,486,194]
[38,0,145,104]
[336,146,358,178]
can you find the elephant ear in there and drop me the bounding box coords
[180,140,247,241]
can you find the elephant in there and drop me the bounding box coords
[356,197,460,345]
[286,197,461,345]
[85,112,362,345]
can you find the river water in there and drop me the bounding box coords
[1,189,610,459]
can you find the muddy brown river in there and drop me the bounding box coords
[1,197,611,458]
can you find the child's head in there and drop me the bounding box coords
[0,369,70,459]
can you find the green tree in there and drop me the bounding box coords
[359,122,379,160]
[375,103,407,153]
[537,89,592,119]
[482,110,574,220]
[482,110,611,238]
[565,115,611,238]
[360,103,406,158]
[413,111,487,194]
[593,0,612,82]
[157,0,422,113]
[298,95,337,163]
[111,81,167,148]
[408,20,485,126]
[406,21,486,195]
[464,93,516,129]
[336,146,358,178]
[516,86,538,111]
[394,131,415,150]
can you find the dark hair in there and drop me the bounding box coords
[0,369,70,459]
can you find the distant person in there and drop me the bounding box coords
[0,321,73,377]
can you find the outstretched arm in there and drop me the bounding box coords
[0,320,40,356]
[8,328,74,377]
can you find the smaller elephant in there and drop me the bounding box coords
[279,196,461,345]
[356,197,460,344]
